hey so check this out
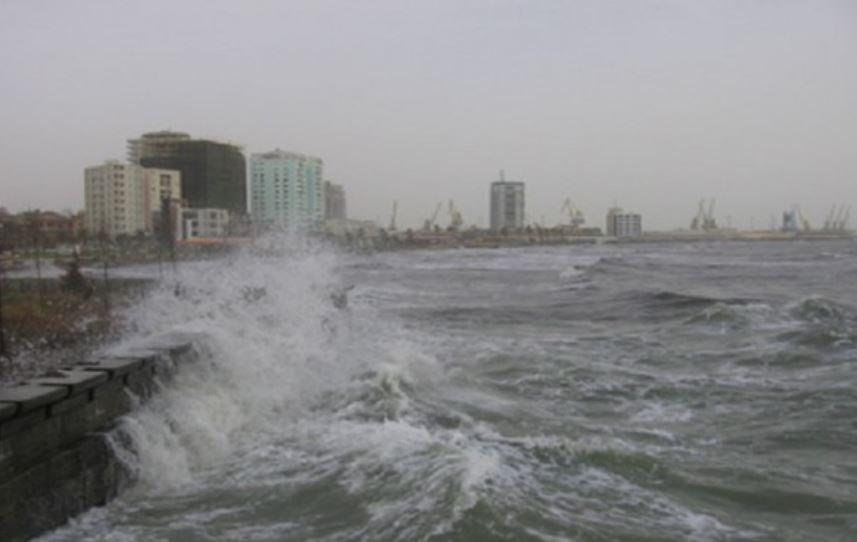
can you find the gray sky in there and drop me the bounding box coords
[1,0,855,230]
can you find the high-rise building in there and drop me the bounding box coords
[606,207,642,238]
[127,131,246,215]
[249,150,325,229]
[324,182,346,220]
[490,171,525,231]
[84,161,181,239]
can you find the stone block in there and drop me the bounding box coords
[107,346,160,360]
[3,411,62,470]
[0,385,67,414]
[0,408,50,478]
[78,356,149,379]
[47,393,90,417]
[0,402,16,421]
[0,407,47,440]
[34,369,108,397]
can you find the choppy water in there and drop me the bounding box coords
[42,239,857,541]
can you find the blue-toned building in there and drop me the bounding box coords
[249,150,325,230]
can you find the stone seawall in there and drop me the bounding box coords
[0,334,200,541]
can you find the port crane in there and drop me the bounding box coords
[690,198,718,231]
[823,205,837,230]
[447,200,463,231]
[837,205,851,230]
[422,202,442,232]
[782,206,812,232]
[797,207,812,231]
[560,198,585,229]
[823,204,851,231]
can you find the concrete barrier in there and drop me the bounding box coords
[0,333,201,541]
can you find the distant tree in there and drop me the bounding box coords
[61,253,93,299]
[28,211,45,303]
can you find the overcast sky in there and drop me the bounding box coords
[1,0,855,230]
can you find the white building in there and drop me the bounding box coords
[490,171,525,231]
[250,150,325,230]
[84,161,180,239]
[180,208,230,239]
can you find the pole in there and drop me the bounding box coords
[0,265,6,359]
[32,219,44,305]
[99,229,110,315]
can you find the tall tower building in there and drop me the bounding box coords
[489,170,525,231]
[249,150,325,230]
[127,131,246,215]
[606,207,642,237]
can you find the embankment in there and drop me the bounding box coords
[0,333,199,541]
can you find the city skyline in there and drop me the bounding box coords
[1,1,856,230]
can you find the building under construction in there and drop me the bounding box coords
[128,131,247,216]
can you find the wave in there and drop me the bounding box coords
[776,297,857,349]
[789,296,857,324]
[620,290,758,317]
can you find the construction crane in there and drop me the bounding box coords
[422,202,442,232]
[388,200,398,231]
[560,198,585,229]
[447,200,463,231]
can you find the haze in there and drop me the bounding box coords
[1,0,855,231]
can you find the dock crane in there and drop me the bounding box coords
[837,205,851,230]
[422,202,442,232]
[560,198,585,229]
[784,206,812,232]
[447,200,463,231]
[690,198,718,230]
[691,200,705,230]
[388,200,398,231]
[796,207,812,231]
[704,199,717,230]
[823,205,837,230]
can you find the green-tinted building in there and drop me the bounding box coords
[249,150,325,230]
[128,131,247,215]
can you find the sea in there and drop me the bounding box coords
[41,238,857,541]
